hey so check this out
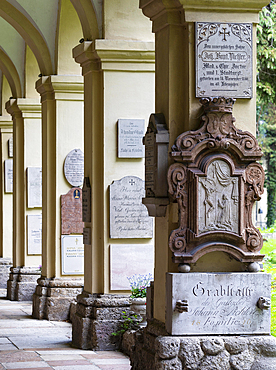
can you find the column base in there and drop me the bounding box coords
[32,277,84,321]
[71,292,131,350]
[7,267,40,301]
[130,319,276,370]
[0,258,12,289]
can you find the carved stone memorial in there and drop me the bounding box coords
[167,97,265,266]
[196,22,253,98]
[64,149,84,187]
[110,176,153,238]
[61,235,84,275]
[4,159,13,193]
[61,188,83,235]
[27,214,42,255]
[82,177,91,222]
[118,118,145,158]
[27,167,42,208]
[142,113,170,217]
[8,136,13,158]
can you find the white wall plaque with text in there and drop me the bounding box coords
[4,159,13,193]
[118,119,145,158]
[61,235,84,275]
[27,167,42,208]
[27,214,42,255]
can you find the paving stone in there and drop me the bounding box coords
[53,366,100,370]
[3,361,49,368]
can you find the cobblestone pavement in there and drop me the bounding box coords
[0,293,131,370]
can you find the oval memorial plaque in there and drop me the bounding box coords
[64,149,84,187]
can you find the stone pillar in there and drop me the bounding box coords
[71,38,155,349]
[5,99,42,301]
[33,76,84,320]
[0,116,13,289]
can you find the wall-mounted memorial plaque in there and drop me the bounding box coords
[61,235,84,275]
[27,167,42,208]
[8,137,13,158]
[110,176,153,238]
[110,244,154,290]
[64,149,84,187]
[4,159,13,193]
[118,119,145,158]
[61,188,83,235]
[82,177,91,222]
[196,23,253,98]
[83,227,91,245]
[27,214,42,255]
[166,272,271,335]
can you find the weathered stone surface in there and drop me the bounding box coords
[7,267,41,301]
[229,349,254,370]
[0,259,12,289]
[179,338,204,369]
[122,330,136,356]
[155,337,180,359]
[250,357,276,370]
[198,350,230,370]
[71,313,92,349]
[201,338,225,355]
[61,188,83,234]
[155,357,182,370]
[224,337,248,354]
[250,337,276,357]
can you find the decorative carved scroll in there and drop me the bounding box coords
[168,97,265,265]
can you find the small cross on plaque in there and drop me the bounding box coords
[75,238,79,245]
[129,179,135,186]
[219,27,230,41]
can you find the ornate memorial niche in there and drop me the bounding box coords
[167,97,265,266]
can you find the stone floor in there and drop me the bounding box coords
[0,291,131,370]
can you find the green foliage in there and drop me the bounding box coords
[127,273,153,298]
[112,311,139,337]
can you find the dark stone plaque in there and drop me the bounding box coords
[61,188,84,235]
[82,177,91,222]
[196,22,253,98]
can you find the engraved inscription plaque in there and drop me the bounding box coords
[110,176,153,238]
[166,272,271,335]
[61,235,84,275]
[61,188,83,235]
[83,227,91,245]
[64,149,84,187]
[27,167,42,208]
[82,177,91,222]
[4,159,13,193]
[118,119,145,158]
[27,214,42,255]
[196,23,252,98]
[8,137,13,158]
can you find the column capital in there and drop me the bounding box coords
[73,40,155,75]
[36,75,84,102]
[140,0,270,29]
[5,98,41,120]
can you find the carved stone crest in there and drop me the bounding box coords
[168,97,265,265]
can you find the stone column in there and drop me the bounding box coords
[71,40,155,349]
[32,76,84,321]
[0,116,13,289]
[5,99,42,301]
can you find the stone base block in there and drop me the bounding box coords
[130,319,276,370]
[32,277,83,321]
[0,258,12,289]
[71,292,131,350]
[7,267,40,301]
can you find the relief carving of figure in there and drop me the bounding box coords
[217,194,232,229]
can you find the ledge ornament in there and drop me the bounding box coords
[167,97,265,266]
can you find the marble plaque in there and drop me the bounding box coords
[27,214,42,255]
[8,137,13,158]
[4,159,13,193]
[198,159,239,234]
[166,272,271,335]
[110,244,154,290]
[110,176,153,238]
[64,149,84,187]
[118,119,145,158]
[82,177,91,222]
[196,22,252,98]
[61,235,84,275]
[27,167,42,208]
[61,188,83,235]
[83,227,91,245]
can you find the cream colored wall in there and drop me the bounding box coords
[2,76,11,115]
[25,46,40,99]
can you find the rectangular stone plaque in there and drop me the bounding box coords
[61,188,83,234]
[83,227,91,245]
[27,167,42,208]
[110,176,153,238]
[8,137,13,158]
[118,119,145,158]
[82,177,91,222]
[61,235,84,275]
[196,22,252,98]
[4,159,13,193]
[27,214,42,255]
[166,272,271,335]
[110,244,154,290]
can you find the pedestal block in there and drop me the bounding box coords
[7,267,41,301]
[32,277,84,320]
[0,258,12,289]
[130,320,276,370]
[71,292,131,350]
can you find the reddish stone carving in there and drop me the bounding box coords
[167,97,265,264]
[61,188,84,235]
